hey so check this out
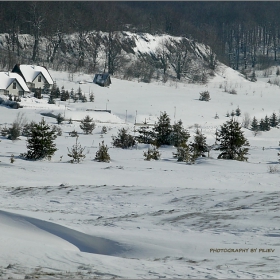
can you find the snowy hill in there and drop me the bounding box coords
[0,64,280,278]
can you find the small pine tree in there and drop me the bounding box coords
[77,87,83,100]
[190,129,208,159]
[173,143,193,163]
[101,126,108,134]
[55,86,61,98]
[214,113,219,119]
[10,154,15,164]
[216,118,250,161]
[112,128,136,149]
[235,107,241,116]
[43,81,50,95]
[226,111,230,117]
[80,115,96,134]
[270,112,278,127]
[171,119,190,147]
[95,141,110,162]
[136,121,155,144]
[143,145,161,161]
[250,117,259,131]
[153,111,172,146]
[23,118,57,160]
[89,93,94,102]
[48,95,55,104]
[81,94,87,102]
[259,118,266,131]
[67,136,86,163]
[264,115,271,131]
[34,88,42,99]
[230,110,235,117]
[56,113,64,124]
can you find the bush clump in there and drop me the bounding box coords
[199,91,211,101]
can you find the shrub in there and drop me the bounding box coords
[143,145,161,161]
[101,126,108,134]
[10,154,15,164]
[199,91,210,101]
[95,141,110,162]
[268,165,279,174]
[229,89,237,95]
[69,130,78,137]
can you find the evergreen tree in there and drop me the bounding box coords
[270,112,278,127]
[81,94,87,102]
[173,143,193,163]
[216,118,250,161]
[43,81,50,95]
[259,118,266,131]
[67,136,86,163]
[235,106,241,116]
[112,128,136,149]
[23,118,57,160]
[34,88,42,99]
[153,111,172,146]
[136,121,154,144]
[70,88,75,100]
[55,86,61,98]
[89,93,94,102]
[190,129,208,159]
[264,115,271,131]
[143,145,161,161]
[48,94,55,104]
[80,115,96,134]
[171,119,190,147]
[95,141,110,162]
[56,113,64,124]
[250,116,259,131]
[77,86,83,100]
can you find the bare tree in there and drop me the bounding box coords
[28,2,45,62]
[166,38,191,80]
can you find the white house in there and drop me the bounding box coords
[11,64,54,90]
[0,72,30,97]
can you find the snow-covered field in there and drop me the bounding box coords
[1,64,280,279]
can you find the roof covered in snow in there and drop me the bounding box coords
[17,65,53,85]
[0,72,30,92]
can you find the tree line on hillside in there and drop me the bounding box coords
[1,2,280,73]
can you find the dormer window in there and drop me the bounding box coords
[13,82,16,89]
[38,76,41,82]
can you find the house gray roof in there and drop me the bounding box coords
[0,72,30,92]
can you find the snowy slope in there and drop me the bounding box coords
[0,64,280,278]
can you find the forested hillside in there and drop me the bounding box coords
[1,1,280,76]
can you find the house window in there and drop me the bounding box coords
[13,82,16,89]
[38,76,41,82]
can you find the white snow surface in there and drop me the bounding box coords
[0,63,280,278]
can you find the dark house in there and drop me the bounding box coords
[93,73,111,87]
